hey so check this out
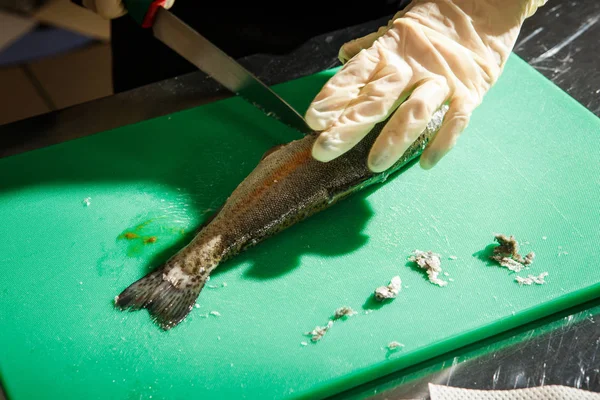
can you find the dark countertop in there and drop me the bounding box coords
[342,300,600,399]
[1,1,599,399]
[2,0,599,158]
[515,0,600,115]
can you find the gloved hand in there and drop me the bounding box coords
[80,0,175,19]
[305,0,547,172]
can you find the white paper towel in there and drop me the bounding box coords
[429,384,600,400]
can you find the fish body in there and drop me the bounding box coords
[115,106,448,329]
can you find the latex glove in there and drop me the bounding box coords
[305,0,547,172]
[81,0,174,20]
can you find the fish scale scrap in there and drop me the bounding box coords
[374,276,402,301]
[305,306,358,344]
[408,250,448,287]
[515,272,548,286]
[387,341,405,351]
[333,306,357,320]
[490,234,536,272]
[305,320,334,342]
[494,257,526,272]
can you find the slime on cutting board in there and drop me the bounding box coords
[117,218,187,258]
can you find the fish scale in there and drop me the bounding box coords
[115,106,449,330]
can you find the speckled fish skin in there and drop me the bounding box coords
[115,106,449,330]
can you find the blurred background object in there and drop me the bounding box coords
[0,0,112,125]
[0,0,48,14]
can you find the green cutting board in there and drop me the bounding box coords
[0,54,599,400]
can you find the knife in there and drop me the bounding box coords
[73,0,313,135]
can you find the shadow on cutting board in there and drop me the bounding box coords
[0,87,419,284]
[117,164,411,282]
[116,184,379,281]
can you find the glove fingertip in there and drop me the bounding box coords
[338,43,355,64]
[367,144,394,173]
[305,110,333,132]
[311,139,337,163]
[311,127,354,163]
[419,152,439,170]
[420,134,456,170]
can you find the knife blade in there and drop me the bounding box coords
[71,0,314,134]
[151,8,313,135]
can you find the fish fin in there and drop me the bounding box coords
[260,143,285,161]
[115,268,203,330]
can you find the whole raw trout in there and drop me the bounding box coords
[115,106,448,330]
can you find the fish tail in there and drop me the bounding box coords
[115,266,204,330]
